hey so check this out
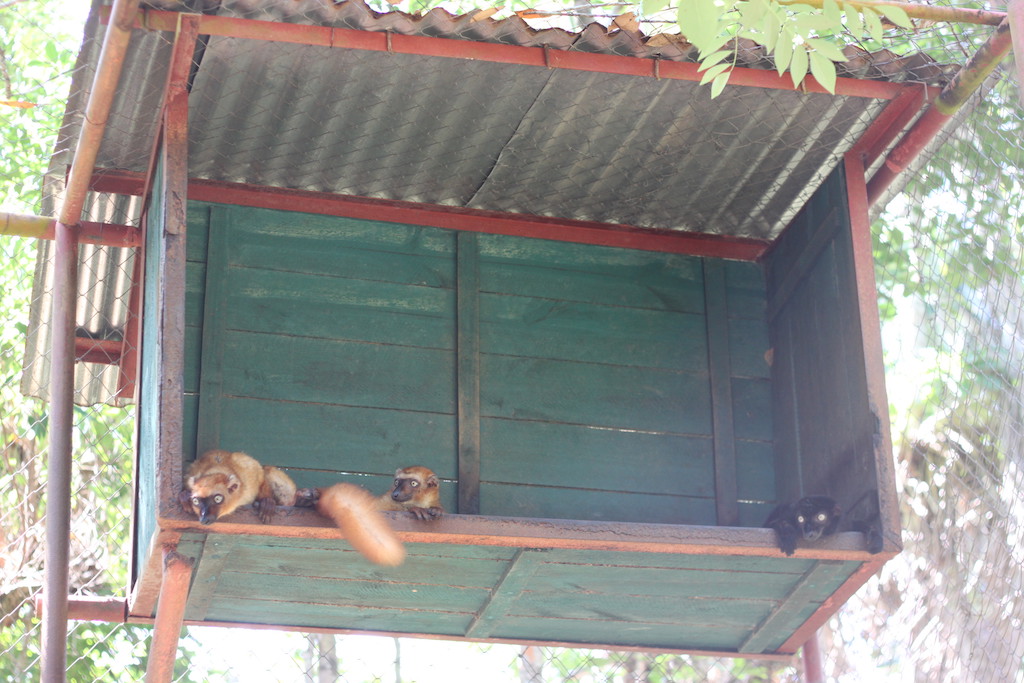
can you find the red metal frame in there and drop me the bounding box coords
[107,7,915,101]
[88,171,771,260]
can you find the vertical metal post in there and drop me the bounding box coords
[40,221,78,683]
[144,547,194,683]
[42,2,140,679]
[802,631,825,683]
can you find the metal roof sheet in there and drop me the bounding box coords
[27,0,956,405]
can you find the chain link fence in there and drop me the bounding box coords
[2,0,1022,680]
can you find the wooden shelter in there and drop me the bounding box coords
[29,0,1006,676]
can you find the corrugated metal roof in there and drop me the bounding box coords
[28,0,956,404]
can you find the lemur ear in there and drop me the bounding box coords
[426,473,439,487]
[227,474,240,493]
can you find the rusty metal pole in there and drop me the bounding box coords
[802,631,825,683]
[41,1,139,680]
[866,18,1013,205]
[144,547,194,683]
[40,219,78,683]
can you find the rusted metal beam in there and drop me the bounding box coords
[74,337,123,365]
[776,0,1005,26]
[867,18,1014,205]
[107,7,914,100]
[802,631,825,683]
[35,595,128,623]
[41,219,78,683]
[0,212,140,247]
[88,171,771,261]
[144,547,194,683]
[43,3,139,678]
[59,0,140,227]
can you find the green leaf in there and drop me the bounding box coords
[880,4,914,29]
[677,0,723,52]
[774,32,794,75]
[792,12,838,32]
[843,3,863,37]
[761,10,782,52]
[699,49,733,68]
[806,37,849,63]
[809,50,838,93]
[822,0,842,25]
[642,0,671,16]
[700,61,732,84]
[863,7,884,41]
[790,42,809,87]
[710,70,731,98]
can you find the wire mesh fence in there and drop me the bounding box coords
[1,0,1023,680]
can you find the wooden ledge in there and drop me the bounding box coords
[156,508,895,561]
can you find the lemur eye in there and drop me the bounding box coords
[796,515,805,524]
[213,494,224,504]
[410,480,419,487]
[817,512,827,521]
[191,497,201,506]
[394,479,400,486]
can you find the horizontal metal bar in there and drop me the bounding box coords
[89,170,770,260]
[777,0,1005,26]
[75,337,123,365]
[0,211,140,247]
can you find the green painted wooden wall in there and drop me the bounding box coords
[180,203,776,526]
[765,166,880,521]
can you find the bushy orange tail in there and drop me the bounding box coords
[316,483,406,566]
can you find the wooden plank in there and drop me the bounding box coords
[480,418,714,497]
[156,43,190,502]
[480,355,711,434]
[213,571,491,613]
[727,316,771,379]
[734,439,776,502]
[514,591,775,628]
[204,596,475,635]
[466,548,547,638]
[219,330,456,414]
[494,616,750,652]
[723,260,767,320]
[228,206,458,259]
[731,378,773,442]
[457,231,481,514]
[480,295,707,370]
[222,267,456,349]
[184,535,237,622]
[479,482,717,525]
[844,153,901,552]
[738,560,857,653]
[540,548,812,574]
[478,234,706,313]
[195,205,230,455]
[217,396,457,477]
[159,509,884,559]
[526,562,806,600]
[224,543,513,590]
[766,208,844,322]
[704,259,738,527]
